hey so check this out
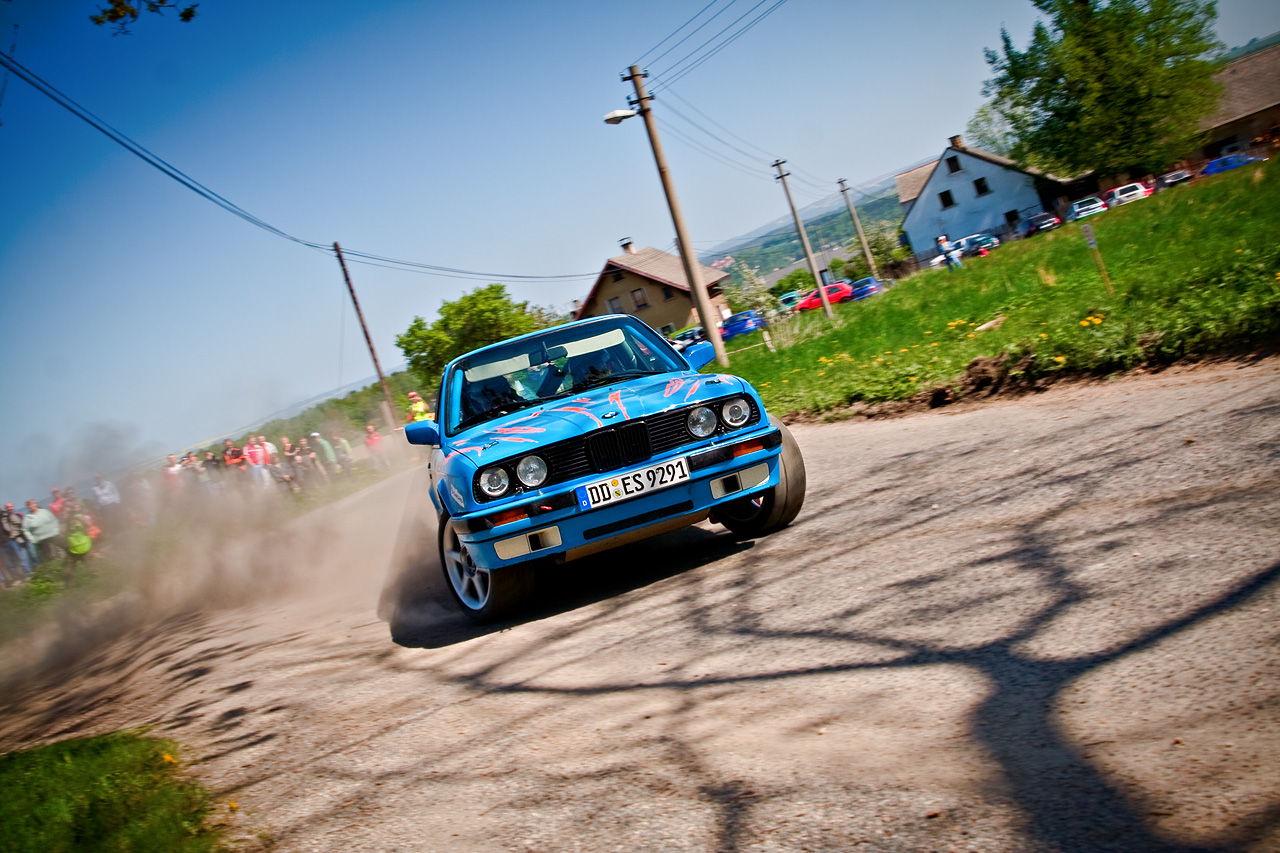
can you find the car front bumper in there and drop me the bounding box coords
[451,426,783,570]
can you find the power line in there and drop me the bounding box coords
[655,117,772,181]
[633,0,736,68]
[650,0,792,92]
[0,48,598,283]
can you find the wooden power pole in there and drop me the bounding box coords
[773,160,833,319]
[624,65,729,367]
[838,178,879,278]
[334,242,399,432]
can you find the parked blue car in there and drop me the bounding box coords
[403,314,806,621]
[720,309,768,341]
[1201,154,1265,176]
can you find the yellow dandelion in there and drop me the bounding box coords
[967,333,975,338]
[908,376,917,382]
[1053,356,1066,363]
[1080,320,1091,327]
[930,342,938,347]
[818,371,825,376]
[1235,248,1243,253]
[884,350,893,354]
[912,344,920,348]
[229,802,239,811]
[900,348,909,352]
[791,368,802,373]
[925,331,934,334]
[782,379,789,383]
[1040,333,1049,338]
[1091,316,1102,324]
[162,753,177,764]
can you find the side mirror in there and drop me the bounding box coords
[684,341,715,370]
[405,419,439,446]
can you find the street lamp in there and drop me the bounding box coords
[605,66,728,367]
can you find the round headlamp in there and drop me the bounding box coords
[687,405,717,439]
[515,455,548,488]
[721,398,751,428]
[478,466,510,498]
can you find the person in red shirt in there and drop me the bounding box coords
[364,424,386,471]
[243,438,269,489]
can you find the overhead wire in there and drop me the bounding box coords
[0,48,598,283]
[650,0,792,93]
[633,0,738,69]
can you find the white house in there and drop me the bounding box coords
[897,135,1070,260]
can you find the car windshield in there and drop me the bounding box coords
[726,312,755,323]
[444,317,683,433]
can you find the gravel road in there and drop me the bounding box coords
[1,359,1277,853]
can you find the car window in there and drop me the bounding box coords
[444,318,682,433]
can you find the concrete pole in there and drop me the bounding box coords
[838,178,879,279]
[624,66,728,367]
[773,160,833,319]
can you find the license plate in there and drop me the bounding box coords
[575,457,691,510]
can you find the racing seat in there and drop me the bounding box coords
[567,350,614,388]
[462,376,519,421]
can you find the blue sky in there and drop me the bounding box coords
[2,0,1277,499]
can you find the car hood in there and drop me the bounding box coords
[444,372,752,466]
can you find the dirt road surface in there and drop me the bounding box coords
[1,359,1278,852]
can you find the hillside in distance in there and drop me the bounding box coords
[709,189,903,283]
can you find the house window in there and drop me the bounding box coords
[938,190,956,209]
[973,177,991,196]
[631,288,649,310]
[610,270,624,283]
[660,323,676,336]
[946,156,961,173]
[663,286,675,301]
[607,297,623,314]
[1004,209,1020,227]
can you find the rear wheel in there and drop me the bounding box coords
[717,416,806,538]
[439,514,532,622]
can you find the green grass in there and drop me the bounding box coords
[725,158,1280,415]
[0,732,228,852]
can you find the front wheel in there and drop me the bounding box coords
[717,416,806,538]
[439,515,532,623]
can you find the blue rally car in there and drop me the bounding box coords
[404,314,806,621]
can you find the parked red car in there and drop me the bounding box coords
[794,279,881,312]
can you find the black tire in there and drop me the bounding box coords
[438,512,533,623]
[717,416,806,538]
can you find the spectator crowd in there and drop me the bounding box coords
[0,424,394,589]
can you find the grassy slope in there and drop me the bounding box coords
[0,732,227,852]
[724,159,1279,415]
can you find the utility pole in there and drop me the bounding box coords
[624,65,728,367]
[334,242,399,433]
[773,160,833,319]
[838,178,879,279]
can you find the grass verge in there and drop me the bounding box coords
[725,158,1280,415]
[0,731,228,852]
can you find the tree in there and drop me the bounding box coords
[92,1,200,31]
[770,269,815,299]
[983,0,1222,177]
[396,284,559,384]
[722,261,776,314]
[834,224,913,280]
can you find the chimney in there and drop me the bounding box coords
[619,238,637,255]
[949,134,964,149]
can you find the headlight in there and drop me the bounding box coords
[687,405,717,438]
[478,466,510,498]
[721,398,751,428]
[515,455,547,488]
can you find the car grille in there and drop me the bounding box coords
[586,423,652,471]
[471,396,761,502]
